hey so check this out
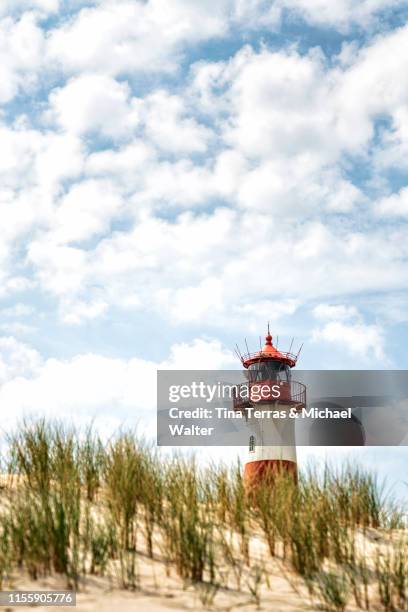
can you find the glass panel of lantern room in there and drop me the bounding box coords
[248,361,279,381]
[247,363,262,381]
[263,362,281,380]
[278,365,291,382]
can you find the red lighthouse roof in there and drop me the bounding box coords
[239,326,301,369]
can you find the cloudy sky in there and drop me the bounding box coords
[0,0,408,493]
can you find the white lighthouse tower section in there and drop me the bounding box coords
[246,402,297,465]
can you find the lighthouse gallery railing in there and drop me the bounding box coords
[233,380,306,411]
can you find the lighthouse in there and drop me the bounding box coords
[233,328,306,486]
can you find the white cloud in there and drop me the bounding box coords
[335,24,408,155]
[0,125,84,234]
[0,303,34,318]
[23,185,408,327]
[88,150,219,211]
[0,0,59,16]
[0,123,41,188]
[221,46,336,161]
[19,177,124,316]
[231,299,299,334]
[162,338,236,369]
[0,277,35,299]
[2,0,402,32]
[313,304,360,321]
[27,242,88,296]
[51,179,124,244]
[85,142,244,213]
[0,0,405,110]
[0,122,83,196]
[140,90,212,154]
[59,298,108,325]
[47,74,139,138]
[139,160,216,208]
[48,79,212,150]
[0,336,234,434]
[277,0,404,31]
[47,0,229,77]
[312,304,386,362]
[0,125,86,302]
[0,13,45,103]
[237,158,363,213]
[376,187,408,217]
[192,27,408,169]
[0,322,36,336]
[33,132,85,195]
[312,320,386,361]
[0,352,153,434]
[0,336,42,384]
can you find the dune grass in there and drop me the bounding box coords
[0,420,406,610]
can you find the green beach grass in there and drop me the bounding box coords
[0,420,406,610]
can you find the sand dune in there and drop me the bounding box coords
[3,529,398,611]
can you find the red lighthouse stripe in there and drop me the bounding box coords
[244,459,297,486]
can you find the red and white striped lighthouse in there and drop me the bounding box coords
[234,327,306,486]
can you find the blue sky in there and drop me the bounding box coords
[0,0,407,498]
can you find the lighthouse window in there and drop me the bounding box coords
[249,435,255,452]
[278,365,291,382]
[247,362,292,384]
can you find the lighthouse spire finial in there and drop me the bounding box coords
[265,322,273,347]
